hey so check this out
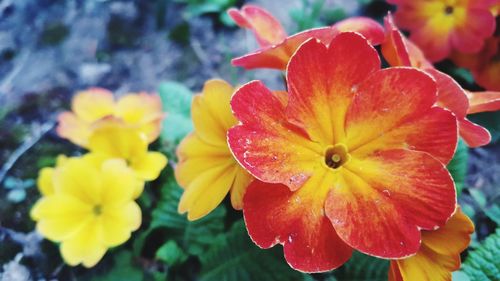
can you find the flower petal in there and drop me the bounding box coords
[100,159,141,203]
[31,195,91,241]
[60,219,107,268]
[350,107,458,164]
[191,79,236,146]
[425,68,469,119]
[229,168,253,210]
[228,81,322,191]
[466,90,500,114]
[382,14,412,67]
[131,151,167,181]
[114,93,164,143]
[232,27,337,70]
[37,167,55,196]
[243,177,353,273]
[53,157,102,204]
[459,118,491,147]
[390,209,474,281]
[72,88,115,122]
[331,17,385,45]
[344,67,438,153]
[56,112,92,148]
[178,160,236,221]
[101,201,142,247]
[228,5,287,47]
[326,149,456,258]
[286,33,380,145]
[451,9,495,54]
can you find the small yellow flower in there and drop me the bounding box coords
[176,79,253,221]
[31,156,142,268]
[57,88,164,148]
[86,119,168,185]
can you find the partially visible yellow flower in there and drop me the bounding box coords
[57,88,164,148]
[31,156,142,268]
[389,208,474,281]
[175,79,253,221]
[86,119,168,185]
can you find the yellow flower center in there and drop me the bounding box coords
[93,205,103,216]
[444,5,454,15]
[324,144,351,170]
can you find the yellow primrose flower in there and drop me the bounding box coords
[86,119,168,185]
[57,88,164,148]
[31,156,142,268]
[175,79,253,221]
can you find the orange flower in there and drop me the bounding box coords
[388,0,496,62]
[389,208,474,281]
[228,4,385,70]
[57,88,163,148]
[228,33,458,272]
[381,14,497,147]
[452,37,500,91]
[175,79,253,221]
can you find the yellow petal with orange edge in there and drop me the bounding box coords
[31,194,91,241]
[88,120,148,160]
[100,159,141,203]
[72,88,115,122]
[178,160,236,221]
[175,133,233,187]
[60,218,107,268]
[191,79,237,146]
[130,151,168,181]
[37,167,55,195]
[56,112,92,148]
[100,201,142,247]
[229,168,253,210]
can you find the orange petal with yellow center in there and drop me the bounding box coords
[243,175,353,273]
[326,149,456,258]
[286,33,380,145]
[228,81,322,191]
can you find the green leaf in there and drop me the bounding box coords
[92,251,143,281]
[151,170,226,256]
[155,240,188,266]
[199,220,304,281]
[334,251,389,281]
[462,228,500,281]
[158,81,193,144]
[447,139,468,196]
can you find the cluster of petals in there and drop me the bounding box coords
[31,156,142,267]
[175,79,253,221]
[57,88,164,148]
[387,0,497,62]
[32,89,168,267]
[381,14,500,147]
[229,32,459,272]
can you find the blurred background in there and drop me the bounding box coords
[0,0,498,280]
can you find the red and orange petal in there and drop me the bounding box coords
[286,34,380,145]
[243,178,352,273]
[228,4,287,47]
[466,90,500,114]
[389,208,474,281]
[381,14,432,69]
[232,17,384,70]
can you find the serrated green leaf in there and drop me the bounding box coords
[448,139,468,196]
[151,170,226,256]
[156,240,188,266]
[158,81,193,144]
[199,220,304,281]
[92,251,143,281]
[462,228,500,281]
[334,251,389,281]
